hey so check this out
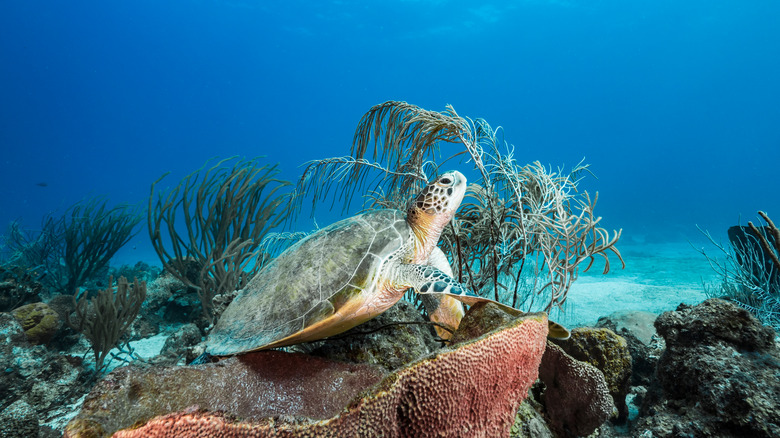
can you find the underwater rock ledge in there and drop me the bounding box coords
[634,298,780,437]
[64,311,549,437]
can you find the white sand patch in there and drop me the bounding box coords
[553,241,718,327]
[103,332,169,373]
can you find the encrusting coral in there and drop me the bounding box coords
[551,327,632,422]
[66,311,549,437]
[539,342,615,437]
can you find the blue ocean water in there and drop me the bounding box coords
[1,0,778,267]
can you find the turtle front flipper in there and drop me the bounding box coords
[395,263,570,340]
[419,294,464,341]
[419,248,465,341]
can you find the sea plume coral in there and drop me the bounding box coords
[698,210,780,330]
[294,101,623,313]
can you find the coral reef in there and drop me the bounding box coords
[636,298,780,437]
[65,311,549,437]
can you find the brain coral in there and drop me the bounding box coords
[11,302,61,345]
[105,312,549,438]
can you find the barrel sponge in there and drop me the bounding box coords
[111,312,549,438]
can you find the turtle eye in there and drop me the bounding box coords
[439,177,452,185]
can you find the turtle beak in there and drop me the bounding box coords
[439,171,467,214]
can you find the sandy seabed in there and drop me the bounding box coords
[558,241,717,327]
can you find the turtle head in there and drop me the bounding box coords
[412,171,467,217]
[407,171,467,258]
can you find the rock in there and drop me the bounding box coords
[111,261,161,284]
[143,272,207,328]
[0,312,89,434]
[553,327,632,422]
[635,298,780,437]
[11,302,62,345]
[296,299,440,372]
[129,315,159,341]
[64,351,386,437]
[45,294,75,327]
[0,399,40,438]
[0,312,34,407]
[655,298,775,352]
[142,272,179,312]
[596,310,657,345]
[155,323,202,365]
[43,295,82,353]
[596,310,660,386]
[449,300,515,345]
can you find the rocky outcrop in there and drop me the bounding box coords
[636,299,780,437]
[0,399,40,438]
[595,310,661,387]
[64,309,550,437]
[0,266,43,312]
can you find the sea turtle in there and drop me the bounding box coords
[205,170,567,357]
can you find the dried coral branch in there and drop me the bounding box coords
[295,156,428,216]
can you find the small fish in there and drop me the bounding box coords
[35,182,48,187]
